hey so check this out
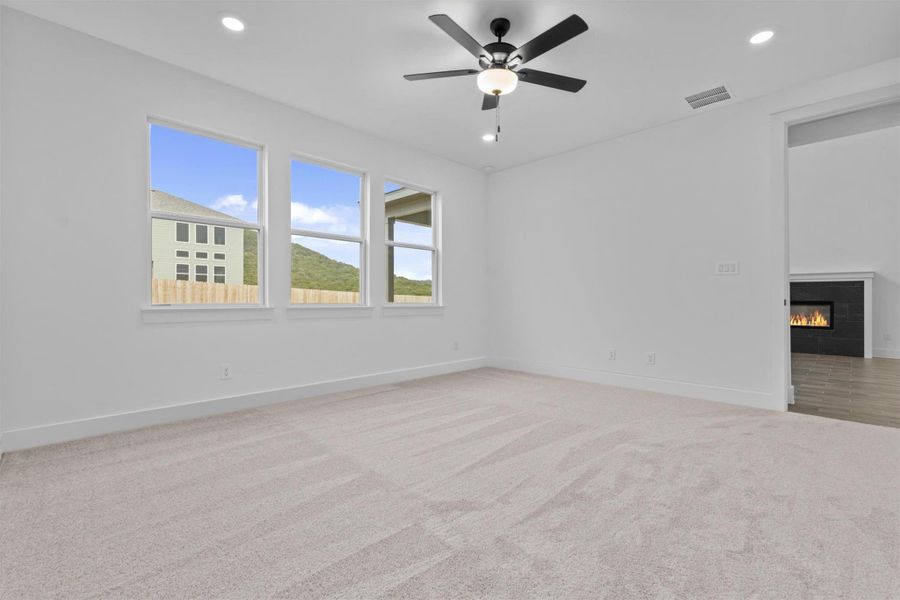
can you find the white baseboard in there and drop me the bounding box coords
[488,357,779,411]
[874,348,900,359]
[1,357,487,452]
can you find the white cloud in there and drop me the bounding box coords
[291,202,339,225]
[291,202,359,235]
[212,194,248,211]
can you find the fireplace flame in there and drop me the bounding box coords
[790,309,829,327]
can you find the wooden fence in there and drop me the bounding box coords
[152,278,431,305]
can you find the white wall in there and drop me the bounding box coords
[487,59,900,409]
[789,126,900,358]
[0,10,488,448]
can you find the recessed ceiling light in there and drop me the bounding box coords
[221,16,245,32]
[749,30,774,45]
[482,133,496,142]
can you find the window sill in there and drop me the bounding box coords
[381,304,445,317]
[286,305,375,320]
[141,305,275,324]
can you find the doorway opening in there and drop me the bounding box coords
[779,94,900,427]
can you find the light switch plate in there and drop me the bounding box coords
[715,261,739,276]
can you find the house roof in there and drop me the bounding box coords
[385,187,431,226]
[150,189,248,224]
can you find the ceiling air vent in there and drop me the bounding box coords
[685,85,731,109]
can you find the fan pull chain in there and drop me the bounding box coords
[495,95,501,143]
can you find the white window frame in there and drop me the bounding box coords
[175,263,190,281]
[195,223,209,245]
[384,179,440,306]
[213,226,226,246]
[147,117,267,308]
[194,264,208,283]
[289,154,368,307]
[214,265,226,284]
[175,249,190,259]
[175,221,190,243]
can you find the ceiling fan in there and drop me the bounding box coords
[404,14,589,111]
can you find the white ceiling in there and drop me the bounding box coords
[8,1,900,171]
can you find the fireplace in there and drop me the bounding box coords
[790,301,834,329]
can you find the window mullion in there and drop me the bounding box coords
[291,229,363,244]
[151,211,261,231]
[385,240,435,252]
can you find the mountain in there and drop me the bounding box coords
[242,230,430,295]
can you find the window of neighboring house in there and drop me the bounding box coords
[175,264,189,281]
[176,222,189,242]
[149,121,264,305]
[214,266,226,284]
[384,181,437,304]
[290,158,365,305]
[175,250,189,258]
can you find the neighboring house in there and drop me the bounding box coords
[151,190,246,285]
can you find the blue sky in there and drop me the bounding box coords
[150,124,258,222]
[150,123,432,280]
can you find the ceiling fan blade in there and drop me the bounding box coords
[510,15,588,65]
[429,14,491,62]
[404,69,480,81]
[516,68,586,92]
[482,94,499,110]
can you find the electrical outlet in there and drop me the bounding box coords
[220,363,232,380]
[608,349,616,361]
[647,352,656,366]
[715,261,739,276]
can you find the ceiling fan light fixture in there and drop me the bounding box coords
[477,67,518,96]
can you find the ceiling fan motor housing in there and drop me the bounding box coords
[483,41,517,66]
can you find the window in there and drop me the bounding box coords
[290,159,365,305]
[149,122,264,305]
[385,181,436,304]
[214,266,226,284]
[176,222,189,242]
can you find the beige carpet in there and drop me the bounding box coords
[1,368,898,599]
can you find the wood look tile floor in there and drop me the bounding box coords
[790,352,900,427]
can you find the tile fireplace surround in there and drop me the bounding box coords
[789,271,874,358]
